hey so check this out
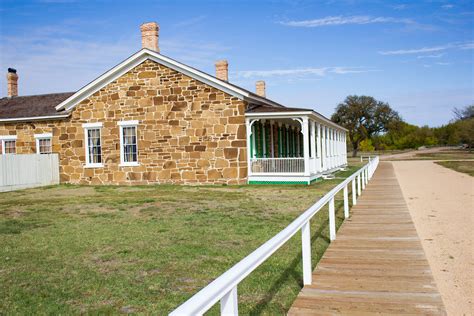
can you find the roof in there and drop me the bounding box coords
[0,92,73,121]
[246,105,311,113]
[55,49,286,112]
[246,105,347,131]
[0,48,345,131]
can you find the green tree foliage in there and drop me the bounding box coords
[331,95,400,156]
[332,99,473,152]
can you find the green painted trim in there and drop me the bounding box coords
[249,180,309,185]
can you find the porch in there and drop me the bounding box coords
[245,111,347,184]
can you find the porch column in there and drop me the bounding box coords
[286,125,290,157]
[333,129,336,168]
[278,123,282,158]
[331,129,336,168]
[297,127,301,157]
[302,117,310,177]
[310,120,316,174]
[344,132,347,164]
[270,120,274,158]
[328,127,332,169]
[321,125,326,171]
[245,118,253,177]
[261,120,266,158]
[251,122,256,158]
[316,123,322,173]
[336,130,340,166]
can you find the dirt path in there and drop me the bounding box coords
[380,147,452,160]
[392,161,473,316]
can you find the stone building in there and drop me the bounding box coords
[0,22,347,185]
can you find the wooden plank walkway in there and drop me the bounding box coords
[288,162,446,315]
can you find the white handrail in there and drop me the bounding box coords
[170,156,379,316]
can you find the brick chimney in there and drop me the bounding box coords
[215,60,228,81]
[140,22,159,52]
[256,80,266,97]
[7,68,18,98]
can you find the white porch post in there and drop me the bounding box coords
[332,129,336,168]
[337,131,340,166]
[316,123,322,173]
[302,117,310,177]
[245,118,253,177]
[321,125,326,171]
[310,120,316,174]
[270,120,274,158]
[328,128,333,169]
[296,127,301,157]
[334,130,337,167]
[344,132,348,164]
[262,120,266,158]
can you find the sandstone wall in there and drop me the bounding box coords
[0,59,248,185]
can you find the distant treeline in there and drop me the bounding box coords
[331,95,473,156]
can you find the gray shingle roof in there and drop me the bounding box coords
[0,92,73,119]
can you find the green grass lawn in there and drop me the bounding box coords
[435,160,474,176]
[0,165,362,315]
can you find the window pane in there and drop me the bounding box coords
[38,138,52,154]
[4,140,16,154]
[122,126,137,163]
[87,128,101,164]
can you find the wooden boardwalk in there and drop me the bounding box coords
[288,162,446,315]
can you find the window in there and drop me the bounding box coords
[0,135,17,155]
[83,123,103,168]
[118,121,139,166]
[35,133,52,154]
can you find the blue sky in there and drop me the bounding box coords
[0,0,472,126]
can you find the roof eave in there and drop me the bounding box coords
[0,113,71,123]
[245,111,347,131]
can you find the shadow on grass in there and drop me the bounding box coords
[247,210,337,315]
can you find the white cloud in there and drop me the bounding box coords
[0,21,229,96]
[459,42,474,50]
[235,66,377,78]
[379,42,473,55]
[174,15,207,28]
[379,45,451,55]
[392,4,408,10]
[280,15,415,27]
[436,62,451,65]
[441,4,454,9]
[417,53,444,58]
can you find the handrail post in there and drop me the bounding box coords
[343,185,349,218]
[362,168,366,190]
[301,221,312,285]
[220,286,238,316]
[357,173,361,196]
[329,197,336,241]
[352,179,357,205]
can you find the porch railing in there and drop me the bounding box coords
[170,156,380,316]
[250,158,304,174]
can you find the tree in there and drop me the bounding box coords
[331,95,400,157]
[453,105,474,121]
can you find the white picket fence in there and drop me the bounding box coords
[170,156,380,316]
[0,154,60,192]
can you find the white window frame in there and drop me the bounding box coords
[0,135,17,155]
[118,120,139,167]
[83,122,103,168]
[34,133,53,154]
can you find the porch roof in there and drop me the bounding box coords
[245,105,348,132]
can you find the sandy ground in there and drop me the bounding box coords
[392,161,473,316]
[380,147,453,160]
